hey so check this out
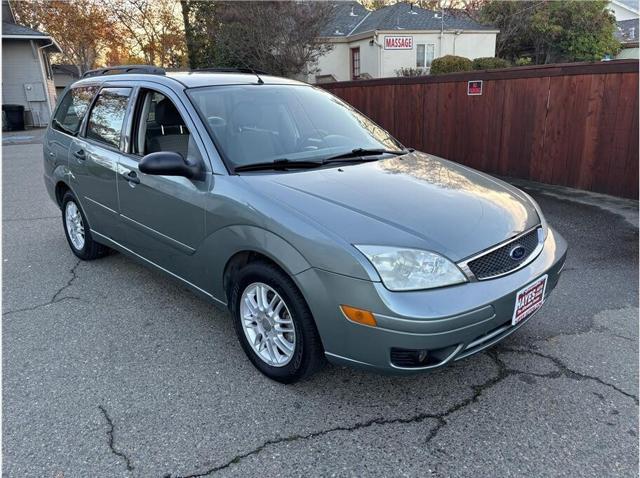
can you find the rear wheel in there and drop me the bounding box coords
[230,261,324,383]
[61,191,108,260]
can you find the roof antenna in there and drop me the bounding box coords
[250,66,264,84]
[220,37,264,84]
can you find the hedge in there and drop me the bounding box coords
[472,57,511,70]
[430,55,473,75]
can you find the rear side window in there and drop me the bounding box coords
[52,86,97,135]
[85,87,132,148]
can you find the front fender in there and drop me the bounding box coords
[201,225,312,300]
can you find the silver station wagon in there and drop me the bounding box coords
[44,65,567,383]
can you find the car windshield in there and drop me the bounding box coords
[186,84,404,169]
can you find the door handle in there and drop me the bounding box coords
[72,149,86,160]
[123,171,140,184]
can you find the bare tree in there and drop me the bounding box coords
[12,0,117,73]
[182,1,334,78]
[106,0,187,67]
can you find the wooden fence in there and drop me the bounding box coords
[321,60,639,199]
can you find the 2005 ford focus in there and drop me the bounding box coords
[44,66,567,383]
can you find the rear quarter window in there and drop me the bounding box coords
[52,86,98,135]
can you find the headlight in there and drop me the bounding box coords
[355,245,467,291]
[522,191,548,239]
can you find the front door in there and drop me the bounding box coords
[70,86,133,242]
[116,87,209,286]
[351,47,360,80]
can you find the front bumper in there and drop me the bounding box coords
[294,226,568,374]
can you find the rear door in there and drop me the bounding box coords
[116,84,211,285]
[70,86,133,242]
[44,85,98,196]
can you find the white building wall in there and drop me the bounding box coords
[443,33,497,62]
[314,30,497,82]
[2,39,54,126]
[378,31,497,78]
[314,43,350,82]
[609,2,639,20]
[617,46,639,58]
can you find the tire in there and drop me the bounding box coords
[61,191,108,260]
[230,261,324,383]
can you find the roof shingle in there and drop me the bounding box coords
[617,18,639,42]
[322,1,496,38]
[319,2,369,37]
[2,22,47,37]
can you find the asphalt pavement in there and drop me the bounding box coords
[3,131,638,477]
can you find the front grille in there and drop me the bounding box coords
[466,228,541,280]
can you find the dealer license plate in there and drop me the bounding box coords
[512,275,547,326]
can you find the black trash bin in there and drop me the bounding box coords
[3,104,25,131]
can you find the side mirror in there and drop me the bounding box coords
[139,151,203,180]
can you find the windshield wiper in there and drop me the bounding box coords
[324,147,411,161]
[234,148,413,172]
[234,159,324,172]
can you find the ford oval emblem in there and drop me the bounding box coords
[509,245,526,260]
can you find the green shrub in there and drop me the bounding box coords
[515,57,533,66]
[472,57,510,70]
[429,55,473,75]
[395,67,427,77]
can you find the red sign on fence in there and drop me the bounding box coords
[468,80,483,96]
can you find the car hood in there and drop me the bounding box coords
[243,152,540,262]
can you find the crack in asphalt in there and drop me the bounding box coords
[98,405,134,473]
[173,345,637,477]
[499,347,639,404]
[51,259,82,302]
[173,413,444,478]
[172,357,509,478]
[3,259,81,316]
[2,296,82,316]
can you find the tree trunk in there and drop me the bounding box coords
[180,0,198,69]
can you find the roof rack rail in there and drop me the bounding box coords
[192,67,269,75]
[82,65,166,79]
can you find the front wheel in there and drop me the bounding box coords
[230,262,324,383]
[61,191,108,260]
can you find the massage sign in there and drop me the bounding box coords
[383,36,414,50]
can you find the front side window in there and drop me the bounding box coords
[85,87,132,148]
[417,43,435,68]
[132,90,202,163]
[187,84,403,169]
[52,86,98,135]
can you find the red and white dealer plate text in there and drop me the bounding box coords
[512,275,548,326]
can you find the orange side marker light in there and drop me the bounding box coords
[340,305,377,327]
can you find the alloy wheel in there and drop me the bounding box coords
[240,282,296,367]
[65,201,85,251]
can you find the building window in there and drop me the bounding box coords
[417,44,435,68]
[351,47,360,80]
